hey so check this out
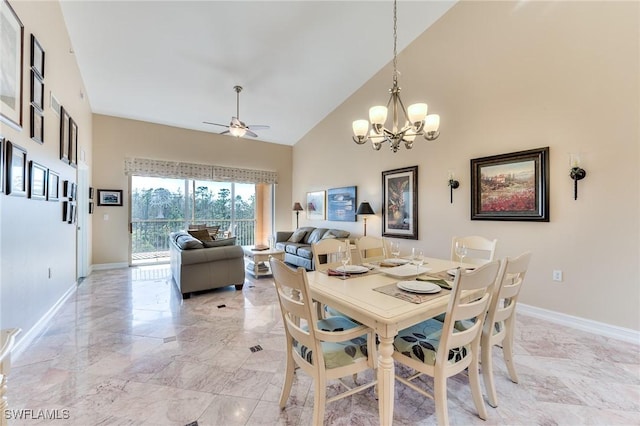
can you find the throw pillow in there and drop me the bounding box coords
[203,237,237,248]
[287,229,307,243]
[321,233,337,239]
[176,235,204,250]
[188,229,213,242]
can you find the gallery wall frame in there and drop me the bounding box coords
[28,160,47,200]
[0,0,24,130]
[470,147,549,221]
[382,165,418,240]
[306,190,325,220]
[47,169,59,201]
[0,136,4,193]
[5,140,27,196]
[30,105,43,144]
[97,189,123,206]
[30,70,44,110]
[69,117,78,167]
[30,33,45,79]
[59,106,69,163]
[327,186,357,222]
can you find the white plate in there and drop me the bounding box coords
[383,258,410,265]
[335,265,369,274]
[447,268,475,276]
[397,281,441,294]
[382,264,431,278]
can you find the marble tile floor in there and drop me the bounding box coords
[8,265,640,425]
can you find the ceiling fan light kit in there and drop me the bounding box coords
[352,0,441,153]
[203,85,270,138]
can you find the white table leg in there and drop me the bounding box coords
[377,335,395,426]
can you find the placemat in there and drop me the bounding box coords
[374,282,450,304]
[321,268,380,280]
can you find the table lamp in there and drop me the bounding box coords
[292,202,304,228]
[356,202,375,236]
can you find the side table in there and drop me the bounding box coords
[242,246,285,278]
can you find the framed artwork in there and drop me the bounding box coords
[327,186,357,222]
[89,186,94,200]
[89,202,94,214]
[382,165,418,240]
[30,34,44,78]
[0,137,4,193]
[70,202,77,224]
[471,147,549,221]
[5,141,27,196]
[62,201,70,222]
[30,105,43,144]
[306,190,325,220]
[0,0,24,129]
[59,106,69,163]
[68,117,78,167]
[47,169,59,201]
[30,70,43,110]
[28,160,47,200]
[97,189,123,206]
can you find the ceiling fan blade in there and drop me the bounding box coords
[203,121,228,127]
[247,125,270,130]
[220,130,230,135]
[245,130,258,138]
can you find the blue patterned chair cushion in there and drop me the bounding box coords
[294,316,368,369]
[433,315,504,334]
[393,319,470,365]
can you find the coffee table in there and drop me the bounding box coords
[242,246,285,278]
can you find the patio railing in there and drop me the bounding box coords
[131,218,256,263]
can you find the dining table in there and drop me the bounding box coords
[307,256,473,426]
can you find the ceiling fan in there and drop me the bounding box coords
[203,85,270,138]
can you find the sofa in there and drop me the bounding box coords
[275,227,350,270]
[169,230,245,299]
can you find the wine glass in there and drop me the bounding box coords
[455,242,467,265]
[390,242,400,259]
[411,248,424,276]
[339,245,351,278]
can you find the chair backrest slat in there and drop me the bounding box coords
[312,239,349,272]
[355,236,386,263]
[451,235,498,266]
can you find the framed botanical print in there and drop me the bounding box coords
[382,165,418,239]
[28,160,47,200]
[0,0,24,129]
[306,190,325,220]
[6,140,27,196]
[470,147,549,221]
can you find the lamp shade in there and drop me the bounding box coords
[356,202,375,215]
[292,202,304,211]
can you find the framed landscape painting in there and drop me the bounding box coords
[306,191,325,220]
[382,166,418,239]
[470,147,549,221]
[97,189,123,206]
[327,186,356,222]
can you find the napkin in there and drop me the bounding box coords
[416,277,452,290]
[328,269,350,277]
[378,262,398,268]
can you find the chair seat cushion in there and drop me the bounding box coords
[394,319,469,365]
[433,315,504,335]
[294,316,368,369]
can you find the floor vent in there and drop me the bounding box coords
[217,304,226,308]
[249,345,263,353]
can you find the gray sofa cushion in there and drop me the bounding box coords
[296,246,314,260]
[203,237,237,248]
[327,229,350,239]
[288,229,307,243]
[176,234,204,250]
[306,228,329,244]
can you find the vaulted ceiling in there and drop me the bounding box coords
[60,1,456,145]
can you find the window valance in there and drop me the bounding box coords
[124,157,278,184]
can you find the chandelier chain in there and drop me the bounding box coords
[392,0,398,86]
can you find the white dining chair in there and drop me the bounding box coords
[392,260,501,426]
[269,258,377,425]
[481,251,532,407]
[311,238,350,272]
[451,235,497,266]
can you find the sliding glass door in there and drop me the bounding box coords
[130,176,255,265]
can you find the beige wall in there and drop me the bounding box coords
[293,1,639,330]
[91,114,292,265]
[1,1,93,334]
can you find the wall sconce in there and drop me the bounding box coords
[355,202,375,236]
[292,202,303,228]
[448,171,459,204]
[569,154,586,200]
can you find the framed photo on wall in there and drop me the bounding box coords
[306,190,325,220]
[327,186,357,222]
[30,70,44,110]
[60,106,69,163]
[28,160,47,200]
[6,141,27,196]
[470,147,549,221]
[30,105,43,144]
[0,0,24,129]
[97,189,123,206]
[382,165,418,240]
[30,33,45,79]
[69,117,78,167]
[47,169,60,201]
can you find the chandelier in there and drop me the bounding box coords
[352,0,441,152]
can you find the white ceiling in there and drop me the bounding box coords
[60,1,456,146]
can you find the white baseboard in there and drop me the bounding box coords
[12,282,78,362]
[519,303,640,345]
[91,262,129,271]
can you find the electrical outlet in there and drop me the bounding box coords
[552,270,563,282]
